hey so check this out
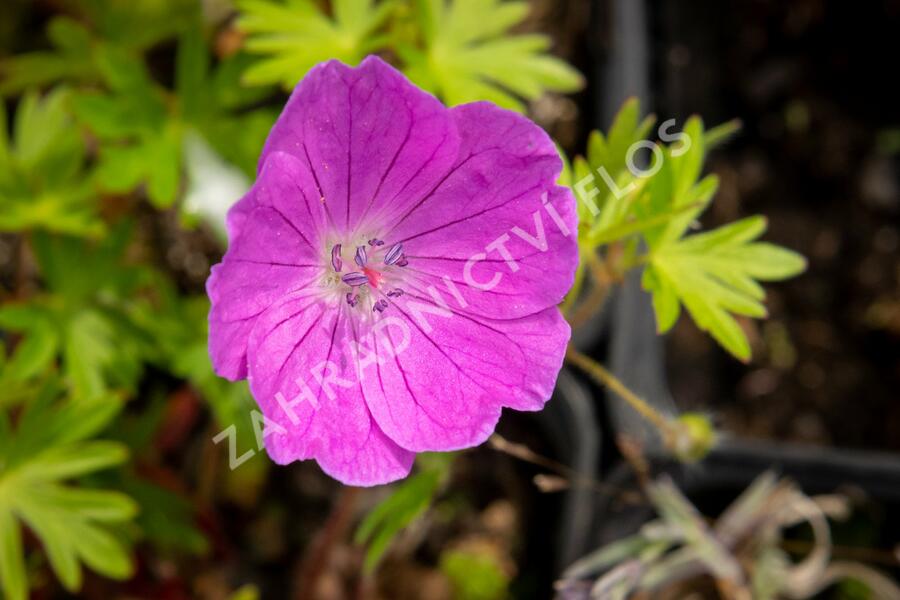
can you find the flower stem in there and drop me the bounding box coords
[565,346,677,441]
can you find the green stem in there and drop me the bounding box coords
[565,346,677,443]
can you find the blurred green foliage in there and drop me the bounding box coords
[399,0,583,111]
[0,383,134,600]
[0,90,102,237]
[355,453,452,572]
[440,547,510,600]
[0,1,274,593]
[238,0,394,88]
[238,0,583,111]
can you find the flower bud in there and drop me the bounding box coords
[668,412,717,463]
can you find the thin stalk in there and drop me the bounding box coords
[488,434,643,504]
[295,487,360,600]
[565,345,677,442]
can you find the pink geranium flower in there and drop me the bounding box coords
[207,56,577,485]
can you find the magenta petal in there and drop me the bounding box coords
[385,103,578,319]
[260,56,461,235]
[207,155,325,380]
[209,57,578,484]
[360,299,570,452]
[224,191,256,242]
[247,295,415,486]
[252,152,331,247]
[207,266,256,380]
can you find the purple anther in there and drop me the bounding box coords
[331,244,342,272]
[342,272,369,287]
[345,292,359,307]
[383,243,404,266]
[368,238,385,247]
[396,257,409,267]
[373,299,389,313]
[354,245,367,267]
[387,288,404,298]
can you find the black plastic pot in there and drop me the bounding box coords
[482,368,600,599]
[538,369,603,570]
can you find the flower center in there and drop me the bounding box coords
[323,237,408,313]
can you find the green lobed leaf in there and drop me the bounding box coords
[704,118,742,150]
[0,99,8,167]
[0,88,103,237]
[119,477,209,556]
[0,388,137,597]
[175,22,210,122]
[626,118,807,361]
[73,0,200,50]
[0,510,26,600]
[402,0,582,112]
[66,519,134,580]
[572,98,659,242]
[238,0,393,88]
[37,486,138,523]
[0,18,96,96]
[23,441,129,482]
[355,453,452,572]
[4,319,60,382]
[24,229,159,399]
[21,504,84,591]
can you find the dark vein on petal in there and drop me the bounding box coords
[380,313,473,436]
[403,288,548,347]
[270,302,324,383]
[393,183,543,245]
[388,299,498,403]
[387,147,499,231]
[397,292,531,390]
[302,141,340,233]
[216,278,319,324]
[232,258,319,268]
[367,123,449,228]
[356,104,414,228]
[291,175,320,242]
[267,204,316,251]
[345,82,353,230]
[367,312,400,434]
[401,270,520,300]
[315,307,342,408]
